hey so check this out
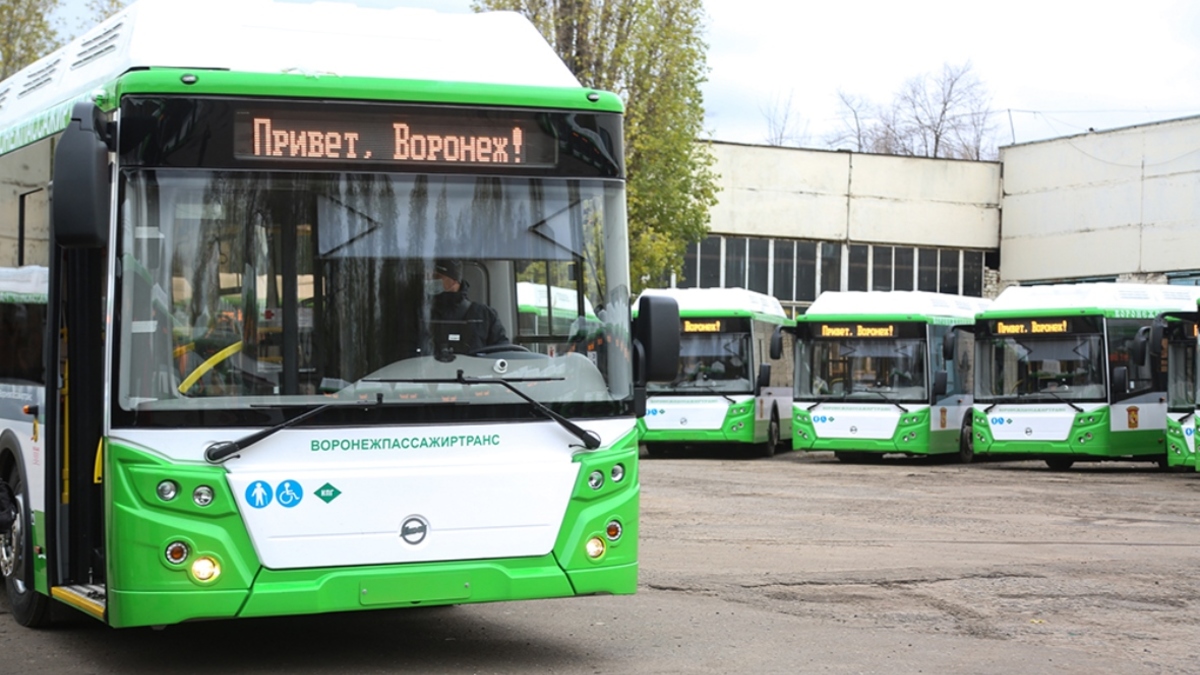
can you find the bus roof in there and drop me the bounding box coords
[0,265,48,303]
[516,282,597,318]
[637,287,789,321]
[981,283,1200,317]
[0,0,581,133]
[800,291,989,321]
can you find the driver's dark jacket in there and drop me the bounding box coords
[430,291,509,353]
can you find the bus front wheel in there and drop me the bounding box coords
[2,466,51,627]
[958,416,975,464]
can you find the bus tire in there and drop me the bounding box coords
[1045,458,1074,471]
[759,408,780,458]
[958,416,975,464]
[2,466,51,628]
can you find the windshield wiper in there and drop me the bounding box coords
[1180,410,1196,425]
[205,396,385,463]
[368,370,601,450]
[1040,389,1084,412]
[862,389,909,413]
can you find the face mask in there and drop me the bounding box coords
[425,279,445,297]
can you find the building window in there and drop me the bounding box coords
[773,240,794,301]
[725,237,746,288]
[748,238,769,293]
[699,236,721,288]
[820,242,841,295]
[679,241,699,288]
[894,247,913,291]
[848,244,868,291]
[962,250,983,297]
[872,245,893,291]
[918,248,938,292]
[939,249,959,294]
[797,241,817,302]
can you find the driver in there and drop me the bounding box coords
[428,258,510,353]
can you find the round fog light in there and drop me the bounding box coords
[588,470,604,490]
[165,541,189,565]
[585,536,606,559]
[611,464,625,482]
[605,520,623,541]
[156,480,178,501]
[193,485,215,507]
[191,556,221,582]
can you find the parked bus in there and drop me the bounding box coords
[790,291,989,463]
[637,287,793,458]
[0,0,680,629]
[972,283,1200,469]
[1158,311,1198,470]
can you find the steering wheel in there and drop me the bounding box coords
[178,341,244,394]
[471,343,531,356]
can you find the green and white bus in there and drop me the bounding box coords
[790,291,989,463]
[1158,311,1198,470]
[0,0,680,629]
[972,283,1200,469]
[637,287,794,458]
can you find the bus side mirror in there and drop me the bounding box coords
[756,363,771,392]
[1130,326,1150,365]
[52,102,111,248]
[769,326,783,360]
[943,331,957,362]
[933,370,948,397]
[633,294,680,384]
[1111,366,1129,394]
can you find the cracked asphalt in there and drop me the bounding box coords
[2,449,1198,674]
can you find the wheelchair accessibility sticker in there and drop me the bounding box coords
[245,479,303,509]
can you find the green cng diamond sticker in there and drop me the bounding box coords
[315,483,342,504]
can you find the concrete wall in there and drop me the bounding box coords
[1000,115,1200,282]
[708,142,1001,248]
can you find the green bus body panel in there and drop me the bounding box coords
[33,511,47,594]
[675,308,790,325]
[1164,418,1197,469]
[105,429,639,628]
[791,407,957,456]
[971,408,1164,459]
[977,308,1159,320]
[110,68,624,114]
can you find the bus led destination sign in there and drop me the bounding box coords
[684,319,722,333]
[818,323,897,338]
[234,107,558,168]
[993,319,1070,335]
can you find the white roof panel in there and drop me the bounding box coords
[638,287,788,319]
[803,291,990,320]
[987,283,1200,312]
[0,0,580,130]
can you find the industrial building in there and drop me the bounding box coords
[676,114,1200,315]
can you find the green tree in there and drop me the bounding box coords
[0,0,62,80]
[473,0,717,292]
[85,0,126,25]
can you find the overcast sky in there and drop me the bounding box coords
[55,0,1200,148]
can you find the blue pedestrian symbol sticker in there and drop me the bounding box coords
[246,481,273,509]
[276,480,303,508]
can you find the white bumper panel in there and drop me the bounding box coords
[805,403,908,440]
[978,403,1102,442]
[644,396,748,431]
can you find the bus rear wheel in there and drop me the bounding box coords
[1045,458,1074,471]
[2,467,51,627]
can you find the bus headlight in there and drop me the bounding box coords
[585,537,606,558]
[588,471,604,490]
[191,556,221,582]
[193,486,215,507]
[156,481,178,501]
[610,464,625,483]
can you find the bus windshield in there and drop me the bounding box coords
[975,334,1106,402]
[796,338,928,402]
[648,332,752,394]
[115,170,630,419]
